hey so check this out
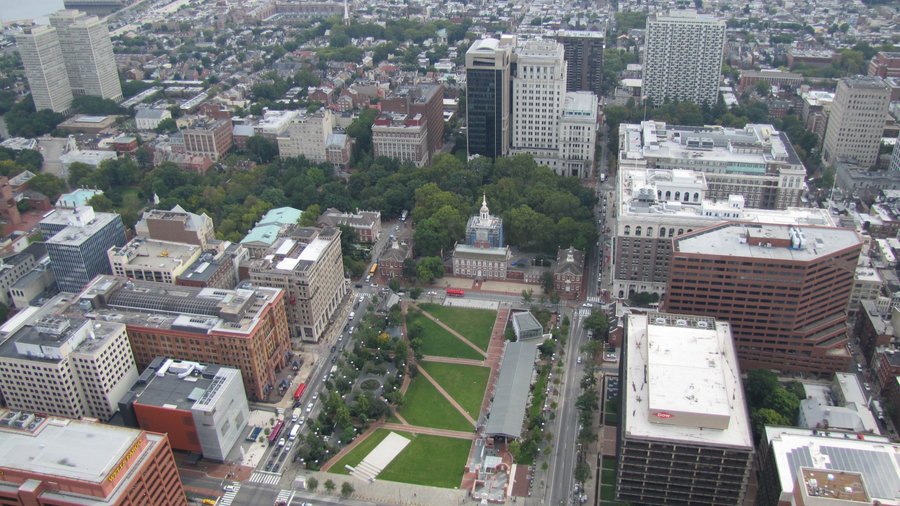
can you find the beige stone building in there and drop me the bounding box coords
[372,113,429,167]
[135,205,216,250]
[276,110,335,162]
[108,238,202,284]
[248,227,346,342]
[0,314,137,420]
[823,76,891,168]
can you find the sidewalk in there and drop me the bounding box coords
[297,470,469,506]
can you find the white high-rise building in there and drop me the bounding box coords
[642,10,726,105]
[49,10,123,102]
[823,76,891,169]
[511,39,598,178]
[15,26,73,113]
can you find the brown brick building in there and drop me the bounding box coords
[553,246,584,299]
[73,275,291,401]
[663,223,862,373]
[379,84,444,157]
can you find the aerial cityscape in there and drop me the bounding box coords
[0,0,898,504]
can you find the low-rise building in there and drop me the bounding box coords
[135,108,171,131]
[738,69,803,94]
[756,427,899,506]
[176,250,238,289]
[135,204,216,250]
[317,208,381,243]
[851,267,884,313]
[0,409,186,506]
[325,132,351,170]
[108,238,201,284]
[553,246,584,299]
[119,357,250,462]
[0,314,138,420]
[511,311,543,341]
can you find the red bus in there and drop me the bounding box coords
[268,420,284,445]
[293,383,306,401]
[447,288,465,297]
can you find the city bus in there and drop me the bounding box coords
[293,382,306,402]
[369,263,378,276]
[447,288,465,297]
[268,420,284,445]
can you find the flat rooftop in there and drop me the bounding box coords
[0,410,145,484]
[485,340,540,439]
[111,238,199,271]
[619,121,802,169]
[799,468,869,503]
[674,223,861,262]
[619,167,836,227]
[42,208,120,247]
[624,313,753,448]
[764,426,900,503]
[72,276,281,336]
[128,358,231,411]
[0,316,125,363]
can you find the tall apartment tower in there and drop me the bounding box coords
[15,26,73,113]
[617,313,754,505]
[556,30,605,96]
[511,39,599,178]
[49,10,123,101]
[663,223,863,374]
[642,10,726,105]
[466,36,515,159]
[822,76,891,168]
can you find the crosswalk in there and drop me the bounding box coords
[577,307,592,317]
[249,471,281,485]
[274,489,295,504]
[586,296,602,304]
[218,484,240,506]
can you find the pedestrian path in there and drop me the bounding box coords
[381,422,475,440]
[218,484,240,506]
[417,364,477,426]
[249,471,281,485]
[421,355,485,367]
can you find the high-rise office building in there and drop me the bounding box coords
[617,313,754,505]
[466,36,515,159]
[72,275,291,401]
[556,30,605,96]
[891,136,900,172]
[248,226,347,342]
[822,76,891,168]
[663,223,863,373]
[610,166,836,298]
[512,39,567,165]
[642,10,726,105]
[0,409,186,506]
[0,313,138,420]
[49,9,122,101]
[40,206,127,293]
[511,39,598,178]
[14,26,73,113]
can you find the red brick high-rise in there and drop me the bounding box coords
[663,222,862,373]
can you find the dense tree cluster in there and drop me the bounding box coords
[744,370,804,443]
[4,96,65,138]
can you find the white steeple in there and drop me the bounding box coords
[480,194,490,220]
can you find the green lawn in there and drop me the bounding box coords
[379,433,472,488]
[398,375,474,432]
[407,310,484,360]
[329,429,393,475]
[418,303,496,351]
[421,361,490,418]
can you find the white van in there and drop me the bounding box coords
[349,312,355,320]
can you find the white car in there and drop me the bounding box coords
[306,402,314,413]
[223,485,237,492]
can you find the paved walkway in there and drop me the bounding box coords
[298,470,468,506]
[420,355,485,367]
[322,421,385,472]
[480,306,510,417]
[416,366,477,426]
[381,423,476,440]
[410,304,487,358]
